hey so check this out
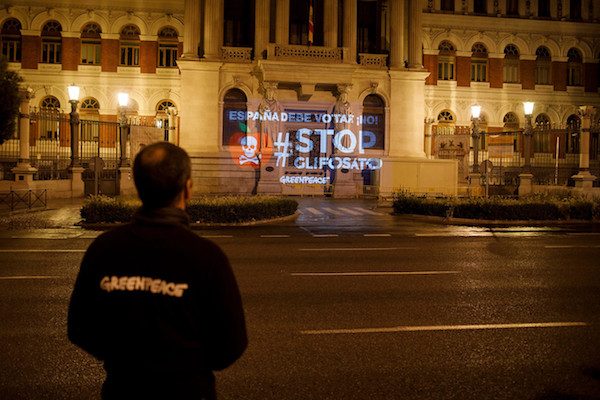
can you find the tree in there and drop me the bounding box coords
[0,57,23,144]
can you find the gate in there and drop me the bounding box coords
[80,119,121,196]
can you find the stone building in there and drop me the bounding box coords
[1,0,599,198]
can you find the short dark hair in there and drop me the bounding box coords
[133,142,191,209]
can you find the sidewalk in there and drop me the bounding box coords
[0,197,84,230]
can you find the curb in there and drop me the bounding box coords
[395,213,600,227]
[79,211,300,231]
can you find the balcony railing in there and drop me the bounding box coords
[221,47,253,63]
[268,44,345,63]
[358,53,388,69]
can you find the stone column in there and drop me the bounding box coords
[572,105,597,190]
[389,0,404,68]
[12,88,37,184]
[424,117,434,158]
[255,0,270,59]
[408,0,423,68]
[343,0,357,64]
[324,0,338,47]
[276,0,290,44]
[204,0,224,60]
[182,0,202,58]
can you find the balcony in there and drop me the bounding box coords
[267,44,345,63]
[358,53,388,69]
[221,47,253,63]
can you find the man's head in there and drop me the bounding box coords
[133,142,192,209]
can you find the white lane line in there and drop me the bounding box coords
[322,207,343,216]
[0,276,62,280]
[353,207,383,215]
[0,249,86,253]
[301,322,588,335]
[545,245,600,249]
[305,207,324,216]
[261,234,291,238]
[299,247,415,251]
[201,235,234,238]
[415,232,493,237]
[312,234,339,238]
[291,271,460,277]
[364,233,391,237]
[337,207,362,216]
[566,232,600,236]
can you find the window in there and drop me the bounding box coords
[534,114,551,152]
[567,48,583,86]
[81,23,101,65]
[80,98,100,140]
[1,18,22,62]
[503,44,520,83]
[437,41,456,81]
[471,43,488,82]
[222,89,247,145]
[566,114,580,153]
[538,0,550,17]
[120,25,140,66]
[535,46,551,85]
[503,112,520,152]
[41,21,62,64]
[156,100,177,141]
[473,0,487,14]
[39,96,61,139]
[436,110,455,135]
[506,0,519,16]
[358,0,383,53]
[361,94,385,150]
[570,0,582,20]
[224,0,255,47]
[158,27,178,68]
[440,0,454,12]
[289,0,323,45]
[40,96,61,109]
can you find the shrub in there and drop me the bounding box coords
[80,195,298,224]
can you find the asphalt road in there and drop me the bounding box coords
[1,201,600,399]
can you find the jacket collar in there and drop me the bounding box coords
[133,206,190,227]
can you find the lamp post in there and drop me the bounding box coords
[470,104,482,174]
[68,84,81,168]
[118,92,129,167]
[523,101,534,174]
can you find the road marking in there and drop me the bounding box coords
[0,276,62,280]
[337,207,362,216]
[566,232,600,236]
[200,235,234,238]
[312,234,339,237]
[415,232,493,237]
[322,207,343,216]
[291,271,460,277]
[299,247,415,251]
[305,207,324,216]
[353,207,382,215]
[0,249,86,253]
[260,234,291,238]
[545,245,600,249]
[363,233,391,237]
[301,322,588,335]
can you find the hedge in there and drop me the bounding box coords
[392,193,600,221]
[80,195,298,224]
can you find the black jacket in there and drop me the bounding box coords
[68,207,247,399]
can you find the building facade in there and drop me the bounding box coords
[1,0,599,197]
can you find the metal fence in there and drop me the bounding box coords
[0,189,47,211]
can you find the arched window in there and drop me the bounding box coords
[120,24,140,66]
[155,100,177,140]
[437,41,456,81]
[81,23,101,65]
[158,27,178,68]
[1,18,22,62]
[436,110,455,135]
[41,21,62,64]
[81,97,100,110]
[40,96,61,109]
[503,44,520,83]
[80,98,100,140]
[471,43,488,82]
[362,94,385,150]
[535,46,551,85]
[566,114,580,153]
[534,114,551,152]
[222,89,247,145]
[157,100,176,113]
[567,48,583,86]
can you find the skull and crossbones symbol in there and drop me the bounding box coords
[239,136,260,166]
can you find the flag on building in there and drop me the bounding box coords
[308,0,314,46]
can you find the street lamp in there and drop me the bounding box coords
[117,92,129,167]
[470,104,482,174]
[68,84,81,168]
[523,101,534,173]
